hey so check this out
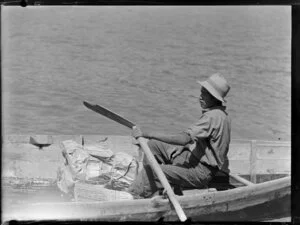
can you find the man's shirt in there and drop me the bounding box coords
[184,105,231,172]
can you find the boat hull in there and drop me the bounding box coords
[3,176,290,222]
[2,135,291,222]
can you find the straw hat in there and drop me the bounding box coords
[197,73,230,103]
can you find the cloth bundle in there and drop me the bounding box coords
[57,139,139,195]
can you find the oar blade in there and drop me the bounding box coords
[83,101,136,129]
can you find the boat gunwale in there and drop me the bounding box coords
[3,175,290,221]
[10,176,290,208]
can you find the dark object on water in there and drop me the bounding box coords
[29,135,53,149]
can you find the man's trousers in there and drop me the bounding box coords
[128,139,218,198]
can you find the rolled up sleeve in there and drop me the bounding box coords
[184,114,213,141]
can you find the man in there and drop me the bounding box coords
[129,73,231,198]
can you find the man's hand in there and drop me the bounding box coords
[132,126,144,139]
[170,146,185,160]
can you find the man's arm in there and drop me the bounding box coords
[132,127,192,146]
[144,131,192,146]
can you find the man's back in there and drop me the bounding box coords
[185,105,231,170]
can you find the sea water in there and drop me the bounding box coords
[2,6,291,141]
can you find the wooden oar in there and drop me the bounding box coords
[136,135,187,221]
[83,101,187,222]
[229,173,255,186]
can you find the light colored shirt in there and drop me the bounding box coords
[184,106,231,172]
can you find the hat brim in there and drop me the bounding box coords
[197,81,226,103]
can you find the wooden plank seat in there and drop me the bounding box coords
[179,172,253,196]
[178,171,236,196]
[208,171,237,190]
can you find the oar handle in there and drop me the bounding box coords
[137,136,187,222]
[229,173,254,186]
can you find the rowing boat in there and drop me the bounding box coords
[2,135,291,222]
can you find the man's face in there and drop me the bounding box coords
[199,87,214,109]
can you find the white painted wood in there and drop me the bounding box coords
[256,145,291,160]
[2,135,291,180]
[250,140,257,183]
